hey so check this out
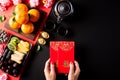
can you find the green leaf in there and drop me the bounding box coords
[18,28,22,33]
[0,16,5,22]
[36,45,41,52]
[12,12,16,16]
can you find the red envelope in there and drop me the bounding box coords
[57,41,74,73]
[50,41,74,74]
[50,42,59,67]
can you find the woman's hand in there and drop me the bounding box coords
[68,61,80,80]
[44,59,56,80]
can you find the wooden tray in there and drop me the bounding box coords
[4,10,46,40]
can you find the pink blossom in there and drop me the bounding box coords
[0,0,12,6]
[30,0,39,8]
[0,5,7,11]
[0,0,13,11]
[12,0,22,5]
[44,0,54,8]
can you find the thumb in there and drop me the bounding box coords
[69,62,74,75]
[50,63,56,74]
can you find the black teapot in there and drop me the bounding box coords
[54,0,74,23]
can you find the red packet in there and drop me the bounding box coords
[50,42,59,67]
[57,41,74,74]
[50,41,74,74]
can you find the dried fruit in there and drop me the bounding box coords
[7,42,17,51]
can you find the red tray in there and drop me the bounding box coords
[0,1,54,80]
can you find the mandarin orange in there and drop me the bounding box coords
[15,12,29,24]
[28,9,40,22]
[9,16,21,29]
[21,22,34,34]
[14,3,28,13]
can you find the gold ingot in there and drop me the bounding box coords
[38,38,46,45]
[41,31,50,39]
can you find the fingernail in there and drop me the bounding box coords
[65,73,68,76]
[70,62,73,66]
[70,62,73,64]
[51,63,55,67]
[51,62,54,64]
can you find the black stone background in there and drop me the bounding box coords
[21,0,120,80]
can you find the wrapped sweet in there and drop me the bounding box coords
[0,44,5,57]
[0,30,9,44]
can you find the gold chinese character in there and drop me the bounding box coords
[63,60,69,68]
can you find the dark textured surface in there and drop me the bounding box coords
[21,0,120,80]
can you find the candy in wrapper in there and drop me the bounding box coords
[0,44,5,57]
[0,30,9,44]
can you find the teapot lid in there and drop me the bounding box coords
[57,1,71,15]
[54,0,74,23]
